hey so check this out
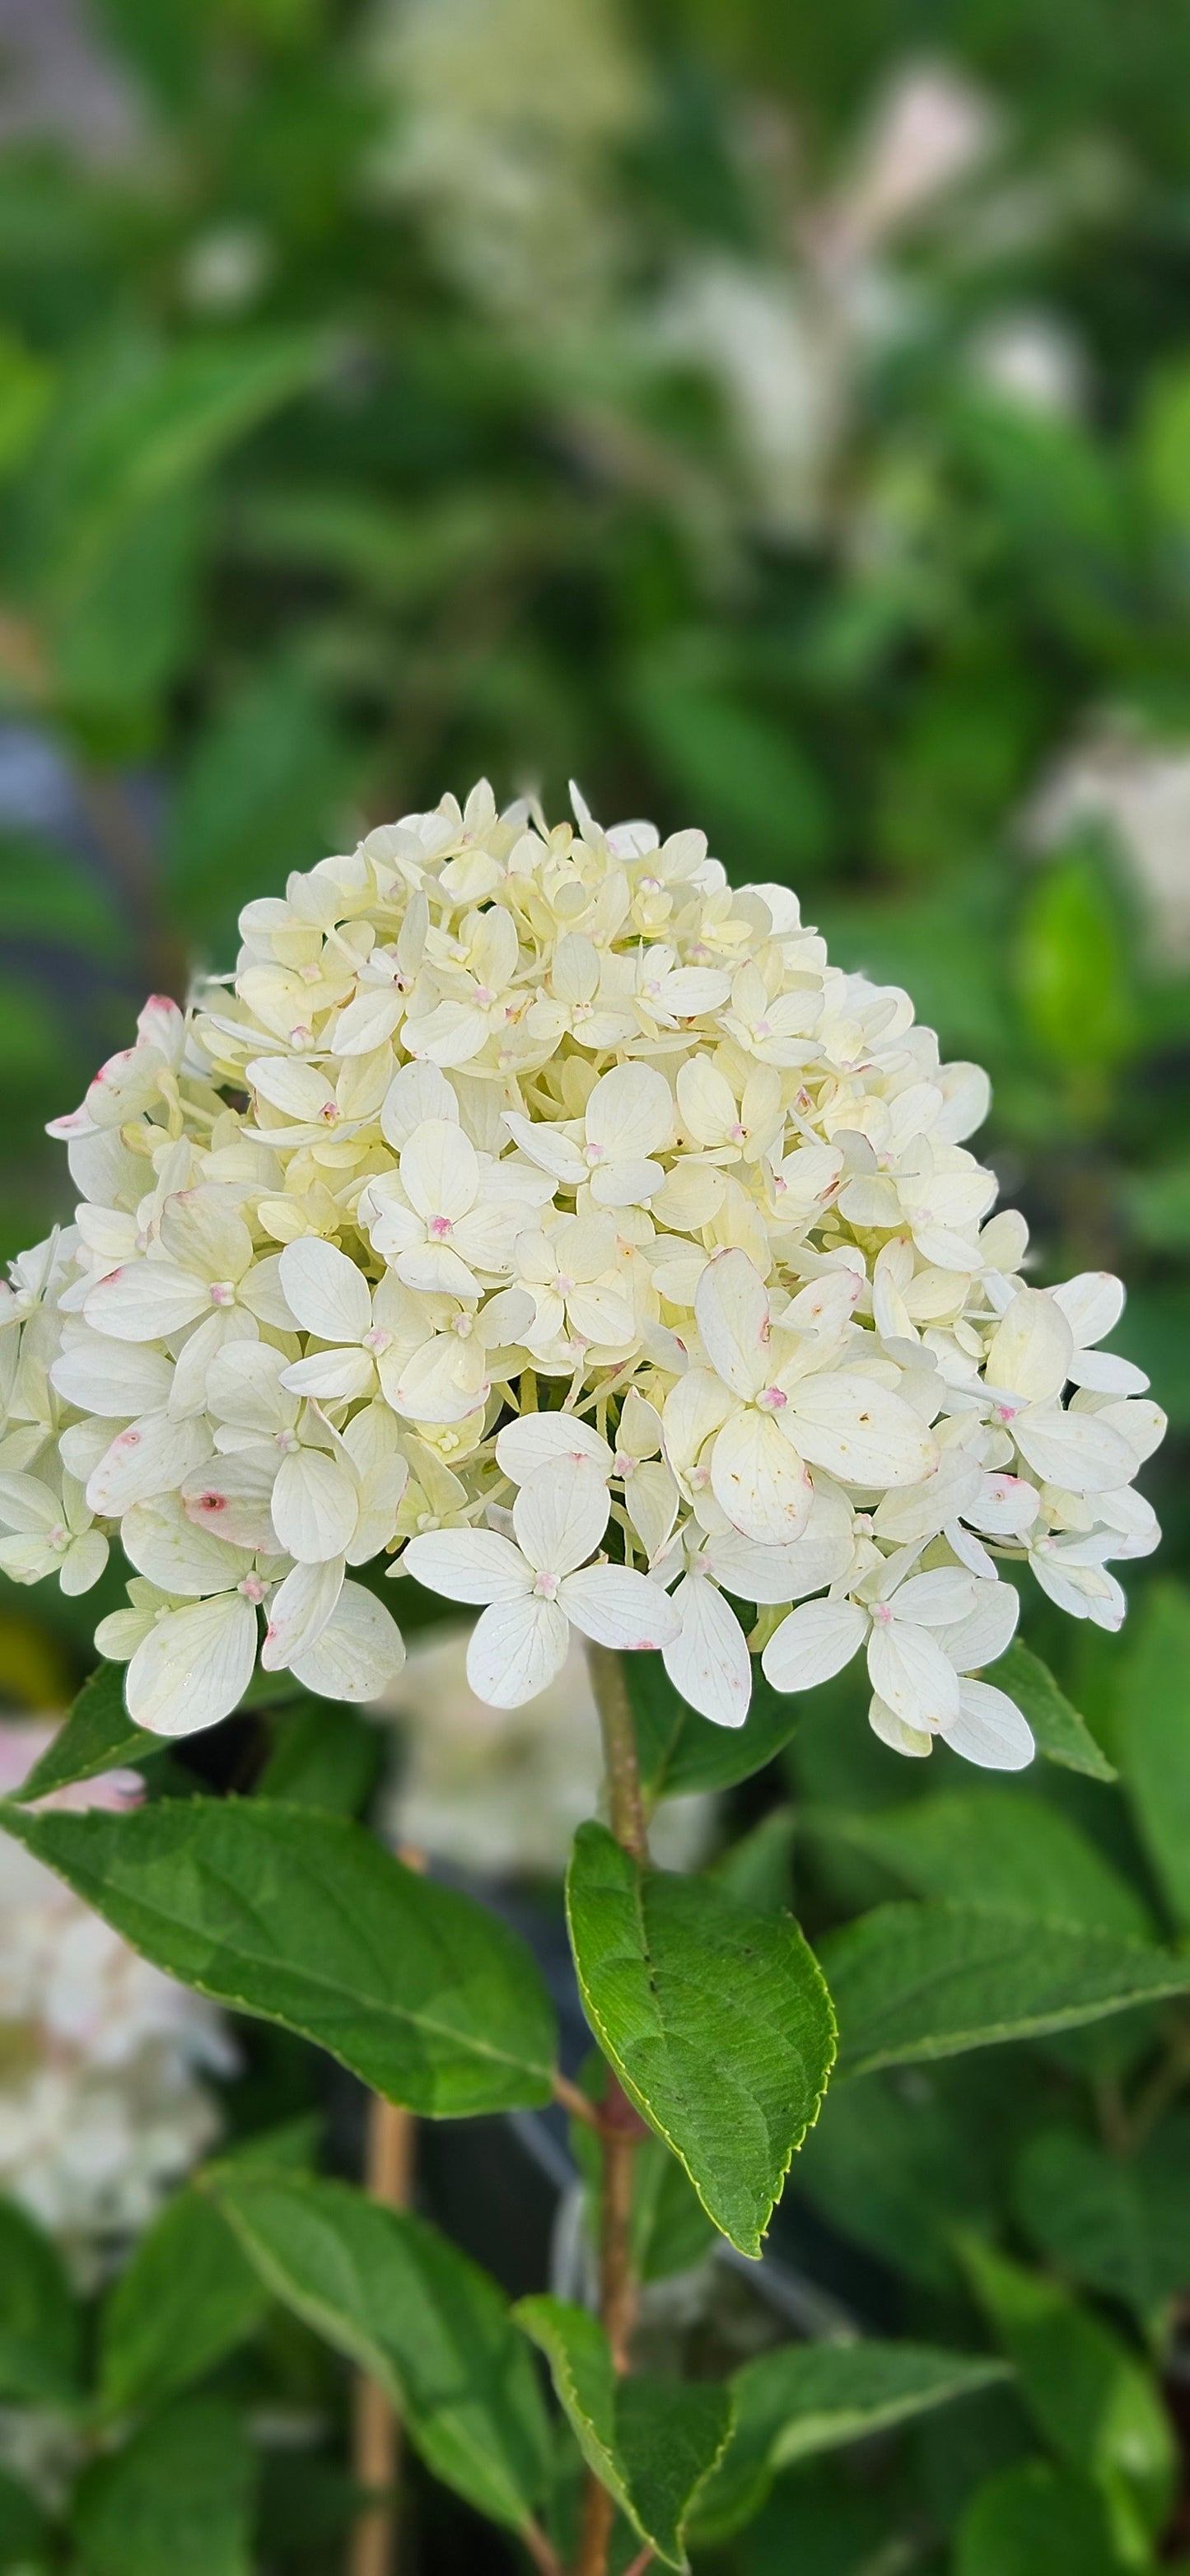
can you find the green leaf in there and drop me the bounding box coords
[0,2463,51,2571]
[1015,856,1136,1087]
[991,1643,1116,1781]
[12,1662,157,1802]
[514,2296,732,2573]
[961,2237,1176,2540]
[211,2173,549,2532]
[0,2196,79,2404]
[693,2340,1012,2544]
[801,1793,1150,1937]
[0,1799,556,2116]
[957,2460,1136,2576]
[707,1808,796,1913]
[72,2399,254,2576]
[99,2189,267,2417]
[795,2070,994,2294]
[0,330,54,478]
[255,1699,383,1816]
[1117,1581,1190,1928]
[632,2140,719,2284]
[1012,2118,1190,2322]
[822,1902,1190,2076]
[566,1822,835,2257]
[166,662,357,945]
[629,1654,805,1802]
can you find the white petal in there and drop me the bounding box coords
[262,1557,345,1668]
[278,1238,371,1343]
[51,1332,173,1418]
[122,1497,250,1597]
[586,1061,674,1162]
[934,1580,1020,1674]
[0,1473,60,1534]
[661,1574,751,1725]
[382,1333,488,1425]
[169,1306,258,1418]
[623,1460,679,1562]
[1052,1271,1124,1349]
[710,1408,813,1547]
[380,1060,460,1148]
[873,1452,984,1544]
[890,1568,981,1627]
[1012,1405,1134,1495]
[868,1694,934,1758]
[985,1288,1074,1403]
[466,1594,569,1707]
[281,1348,377,1401]
[762,1598,868,1693]
[86,1412,212,1518]
[290,1582,405,1701]
[695,1250,768,1399]
[332,987,405,1056]
[403,1528,530,1604]
[181,1448,278,1552]
[867,1617,959,1730]
[248,1056,337,1122]
[126,1592,258,1738]
[1085,1396,1166,1468]
[1067,1348,1148,1396]
[271,1448,359,1563]
[85,1259,210,1342]
[399,1119,478,1225]
[942,1678,1034,1770]
[787,1373,937,1489]
[513,1459,609,1576]
[495,1412,614,1484]
[60,1529,109,1595]
[560,1564,681,1652]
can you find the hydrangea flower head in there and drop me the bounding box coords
[0,782,1164,1767]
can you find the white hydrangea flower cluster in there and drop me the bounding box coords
[0,1722,231,2271]
[0,783,1164,1766]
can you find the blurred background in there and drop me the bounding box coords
[2,2,1190,2568]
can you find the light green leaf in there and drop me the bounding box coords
[72,2399,254,2576]
[991,1642,1116,1781]
[961,2237,1176,2540]
[822,1902,1190,2076]
[99,2190,267,2417]
[0,1799,556,2116]
[514,2296,732,2573]
[693,2340,1011,2543]
[629,1654,803,1802]
[211,2174,549,2533]
[1013,2117,1190,2322]
[12,1662,157,1802]
[566,1822,835,2257]
[801,1793,1150,1937]
[1117,1581,1190,1927]
[0,2197,79,2405]
[0,330,54,478]
[957,2460,1135,2576]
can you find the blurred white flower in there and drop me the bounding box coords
[1026,726,1190,960]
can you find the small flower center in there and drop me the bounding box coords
[613,1451,635,1477]
[871,1601,894,1625]
[209,1281,236,1306]
[363,1325,393,1353]
[758,1383,786,1412]
[240,1575,266,1603]
[533,1570,560,1598]
[583,1141,604,1164]
[429,1214,453,1238]
[318,1102,339,1124]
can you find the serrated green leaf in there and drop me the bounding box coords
[822,1902,1190,2076]
[992,1643,1116,1780]
[13,1663,157,1802]
[566,1821,835,2256]
[1012,2117,1190,2322]
[957,2460,1135,2576]
[1117,1581,1190,1927]
[628,1654,804,1802]
[72,2399,254,2576]
[0,2197,79,2404]
[801,1792,1150,1937]
[960,2236,1176,2539]
[211,2174,549,2532]
[693,2340,1012,2544]
[0,1799,557,2116]
[514,2295,732,2572]
[99,2189,267,2417]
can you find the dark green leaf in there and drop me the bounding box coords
[957,2461,1135,2576]
[255,1700,383,1816]
[99,2190,267,2416]
[12,1663,157,1802]
[822,1903,1190,2076]
[694,2340,1011,2543]
[707,1808,796,1913]
[166,662,357,944]
[1117,1581,1190,1927]
[72,2399,254,2576]
[795,2070,994,2293]
[0,2463,51,2571]
[0,1799,556,2116]
[514,2296,731,2573]
[628,1655,804,1804]
[0,2197,79,2404]
[212,2174,549,2532]
[1013,2117,1190,2322]
[801,1793,1150,1936]
[632,2140,719,2284]
[566,1822,835,2256]
[992,1643,1116,1781]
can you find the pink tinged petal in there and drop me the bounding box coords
[933,1580,1020,1674]
[271,1449,359,1563]
[262,1558,345,1668]
[289,1582,405,1702]
[281,1348,377,1402]
[466,1594,570,1708]
[942,1679,1034,1771]
[86,1412,212,1518]
[868,1694,934,1759]
[182,1449,278,1552]
[661,1573,751,1726]
[559,1565,682,1654]
[866,1619,960,1732]
[761,1598,869,1694]
[122,1499,250,1598]
[278,1238,372,1342]
[51,1333,173,1417]
[512,1459,609,1577]
[403,1528,530,1605]
[1011,1406,1134,1494]
[710,1407,813,1547]
[695,1249,769,1399]
[496,1413,614,1483]
[84,1260,210,1342]
[786,1374,937,1489]
[125,1592,259,1738]
[890,1569,981,1627]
